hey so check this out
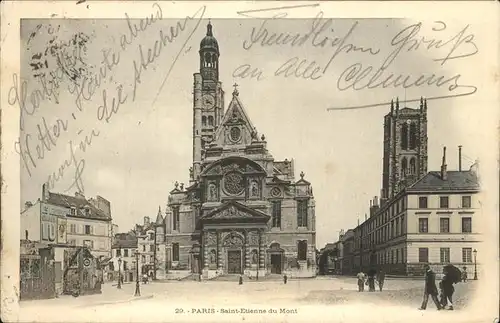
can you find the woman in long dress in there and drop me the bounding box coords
[440,267,455,310]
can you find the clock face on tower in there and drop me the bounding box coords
[202,94,215,110]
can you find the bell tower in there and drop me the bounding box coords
[381,97,428,204]
[192,21,225,180]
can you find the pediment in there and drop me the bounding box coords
[213,93,258,147]
[201,201,270,222]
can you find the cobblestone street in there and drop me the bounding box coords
[17,277,490,323]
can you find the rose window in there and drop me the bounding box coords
[223,171,245,195]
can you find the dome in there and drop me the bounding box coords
[200,21,219,53]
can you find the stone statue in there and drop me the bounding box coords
[251,181,259,197]
[189,167,193,178]
[209,250,216,264]
[252,250,258,264]
[208,183,217,201]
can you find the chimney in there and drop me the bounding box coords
[42,183,49,201]
[441,146,448,180]
[458,145,462,171]
[144,216,150,225]
[364,213,367,221]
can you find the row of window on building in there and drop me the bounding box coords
[418,195,472,209]
[68,207,92,217]
[66,239,107,251]
[67,223,107,236]
[372,247,474,265]
[366,195,472,233]
[114,245,158,257]
[418,247,474,263]
[362,214,406,248]
[418,217,472,233]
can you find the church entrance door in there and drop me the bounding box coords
[227,250,242,274]
[270,254,282,274]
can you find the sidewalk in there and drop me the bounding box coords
[20,282,156,309]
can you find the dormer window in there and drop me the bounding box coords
[70,207,76,216]
[85,208,90,216]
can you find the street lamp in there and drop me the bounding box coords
[117,257,122,289]
[134,252,141,296]
[473,249,478,280]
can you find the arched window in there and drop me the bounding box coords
[211,54,217,68]
[208,116,214,126]
[401,123,408,150]
[202,116,207,126]
[401,157,408,177]
[410,158,416,175]
[204,53,210,67]
[409,123,417,149]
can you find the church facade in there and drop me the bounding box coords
[157,22,317,279]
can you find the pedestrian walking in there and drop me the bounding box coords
[376,269,386,291]
[367,269,376,292]
[461,267,468,282]
[418,264,442,311]
[239,274,243,285]
[440,267,456,310]
[283,274,288,284]
[356,271,366,292]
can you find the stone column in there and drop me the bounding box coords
[259,230,265,270]
[244,230,250,270]
[217,231,222,270]
[203,230,208,268]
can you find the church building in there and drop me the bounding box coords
[158,22,317,279]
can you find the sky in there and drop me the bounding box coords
[17,12,497,248]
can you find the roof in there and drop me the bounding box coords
[200,22,219,53]
[155,206,164,225]
[407,171,480,192]
[46,192,111,221]
[112,239,138,249]
[134,222,155,235]
[213,88,258,145]
[112,233,138,249]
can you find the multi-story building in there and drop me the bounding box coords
[21,184,113,258]
[156,22,316,279]
[340,229,354,275]
[348,99,481,277]
[133,216,158,279]
[21,184,113,292]
[110,233,138,282]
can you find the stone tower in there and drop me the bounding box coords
[381,97,428,204]
[192,22,226,181]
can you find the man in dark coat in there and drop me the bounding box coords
[439,268,455,310]
[418,264,442,310]
[367,270,376,292]
[376,269,386,291]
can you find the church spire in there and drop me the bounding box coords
[199,20,219,81]
[206,19,213,36]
